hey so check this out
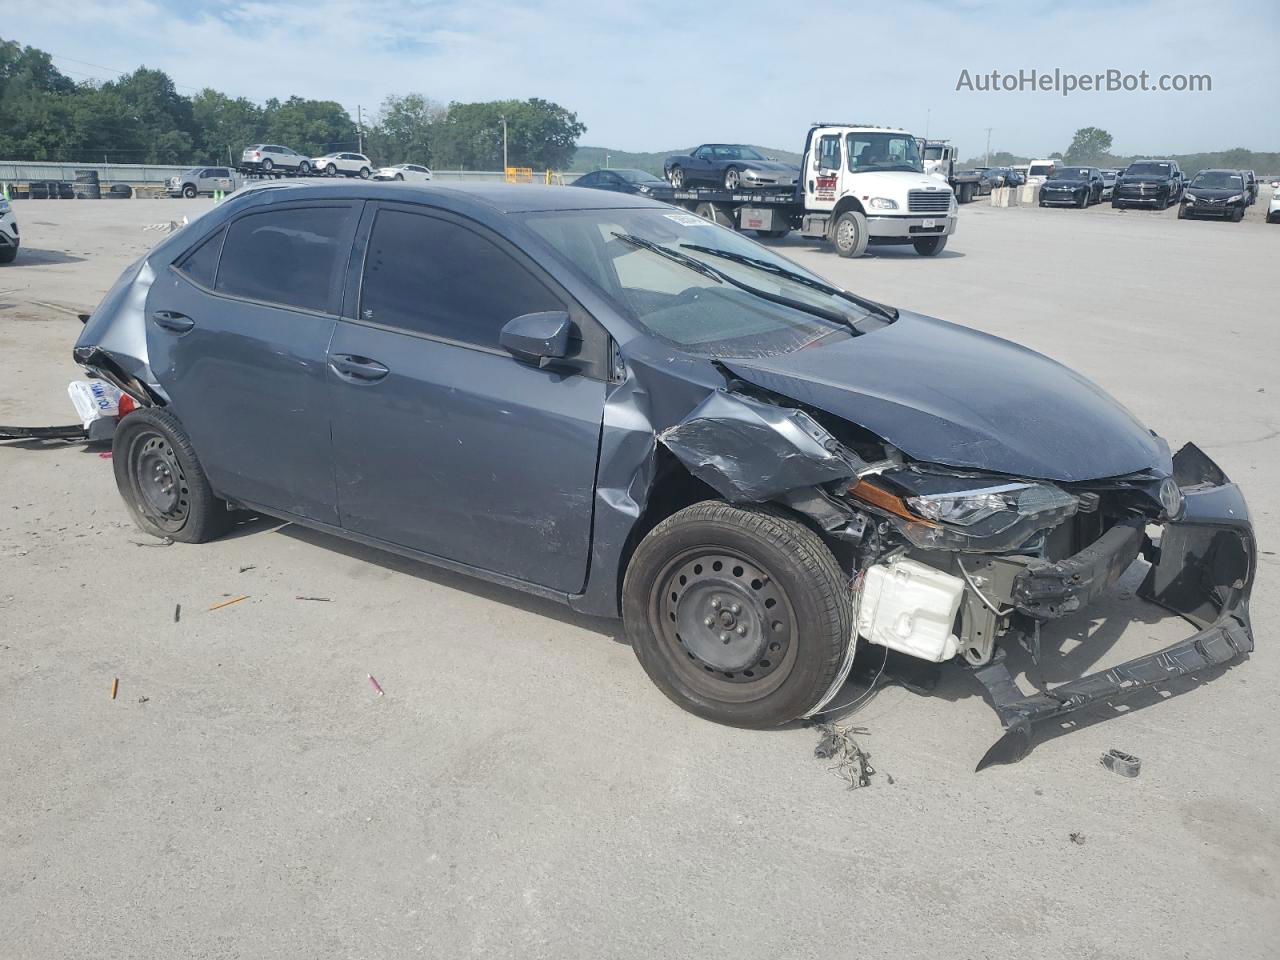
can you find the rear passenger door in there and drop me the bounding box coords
[326,202,608,593]
[146,200,360,524]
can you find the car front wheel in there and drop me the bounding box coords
[668,165,685,189]
[326,163,337,176]
[623,501,852,728]
[113,407,231,543]
[182,184,197,198]
[724,167,741,190]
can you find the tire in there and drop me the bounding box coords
[913,235,948,256]
[326,163,337,176]
[1177,203,1188,220]
[668,165,684,189]
[182,184,197,198]
[622,501,853,728]
[29,184,49,200]
[261,158,274,173]
[109,184,132,197]
[0,246,17,264]
[298,161,311,176]
[394,173,404,181]
[693,202,734,229]
[831,209,870,258]
[1231,206,1244,223]
[1112,199,1122,209]
[74,170,99,184]
[1077,191,1088,208]
[112,407,231,544]
[723,166,741,190]
[358,167,370,179]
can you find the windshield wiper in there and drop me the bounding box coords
[615,233,864,334]
[612,232,722,283]
[678,243,898,320]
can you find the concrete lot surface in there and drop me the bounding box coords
[1,193,1277,959]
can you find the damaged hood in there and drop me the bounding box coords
[722,311,1169,483]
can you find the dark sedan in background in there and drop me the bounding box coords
[1178,170,1250,221]
[1039,166,1106,207]
[573,168,673,198]
[663,144,799,191]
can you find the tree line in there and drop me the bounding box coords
[0,37,586,170]
[969,126,1280,175]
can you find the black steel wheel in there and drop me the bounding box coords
[113,407,230,543]
[624,501,852,728]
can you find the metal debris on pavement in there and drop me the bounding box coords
[173,603,181,623]
[1100,748,1142,778]
[813,722,876,789]
[1069,832,1087,845]
[295,596,332,602]
[209,595,249,611]
[238,565,255,573]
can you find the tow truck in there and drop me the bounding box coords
[663,123,957,257]
[918,139,994,203]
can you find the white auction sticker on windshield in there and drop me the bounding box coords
[663,213,706,227]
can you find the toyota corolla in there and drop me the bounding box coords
[73,181,1255,767]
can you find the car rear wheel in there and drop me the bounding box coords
[623,501,852,728]
[359,167,370,179]
[831,210,870,258]
[261,158,274,173]
[113,408,231,544]
[298,161,311,175]
[913,235,948,256]
[182,184,196,198]
[724,167,741,190]
[668,165,685,189]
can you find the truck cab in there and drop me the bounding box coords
[799,124,957,257]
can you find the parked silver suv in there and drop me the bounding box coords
[240,145,311,175]
[167,167,240,198]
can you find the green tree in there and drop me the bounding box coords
[191,89,266,165]
[263,96,356,158]
[367,93,444,166]
[434,98,585,170]
[1063,127,1113,164]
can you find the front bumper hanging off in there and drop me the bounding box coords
[972,443,1255,769]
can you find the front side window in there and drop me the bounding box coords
[359,209,563,348]
[846,134,923,174]
[215,206,353,313]
[816,135,841,171]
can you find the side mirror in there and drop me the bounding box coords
[500,311,573,367]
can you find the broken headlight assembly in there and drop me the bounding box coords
[847,469,1079,552]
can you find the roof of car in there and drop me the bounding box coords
[238,179,662,213]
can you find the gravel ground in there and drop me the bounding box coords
[1,191,1276,960]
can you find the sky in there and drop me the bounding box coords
[5,0,1277,158]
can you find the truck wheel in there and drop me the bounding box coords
[831,210,869,258]
[623,501,853,728]
[113,408,231,544]
[694,202,734,229]
[724,167,741,190]
[668,166,685,189]
[913,235,948,256]
[182,184,196,198]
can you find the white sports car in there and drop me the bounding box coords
[372,163,433,182]
[308,152,373,178]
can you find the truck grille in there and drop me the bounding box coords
[908,190,951,212]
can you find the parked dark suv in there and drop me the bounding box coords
[1178,169,1250,222]
[1112,160,1183,209]
[1038,166,1106,207]
[72,181,1255,766]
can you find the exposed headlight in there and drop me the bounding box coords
[1226,194,1243,202]
[868,197,898,210]
[1158,477,1184,520]
[848,470,1079,552]
[1183,193,1197,202]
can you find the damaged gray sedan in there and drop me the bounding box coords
[74,182,1255,766]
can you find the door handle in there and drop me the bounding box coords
[152,310,195,333]
[328,354,389,383]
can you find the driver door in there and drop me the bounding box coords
[807,133,842,213]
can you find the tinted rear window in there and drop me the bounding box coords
[216,206,353,313]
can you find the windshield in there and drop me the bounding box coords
[1192,172,1243,189]
[1125,162,1170,176]
[715,145,765,161]
[1052,168,1090,180]
[923,145,944,160]
[846,133,923,173]
[616,169,664,183]
[521,208,891,357]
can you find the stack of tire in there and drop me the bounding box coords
[28,181,51,200]
[73,170,101,200]
[106,183,132,200]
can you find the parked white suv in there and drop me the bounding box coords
[0,195,18,263]
[311,152,373,178]
[373,163,433,182]
[240,144,312,175]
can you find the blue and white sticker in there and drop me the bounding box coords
[663,212,706,227]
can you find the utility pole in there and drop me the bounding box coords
[984,127,993,167]
[925,108,930,140]
[499,115,508,171]
[357,105,365,154]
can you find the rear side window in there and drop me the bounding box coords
[175,227,225,288]
[216,206,353,313]
[359,209,562,348]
